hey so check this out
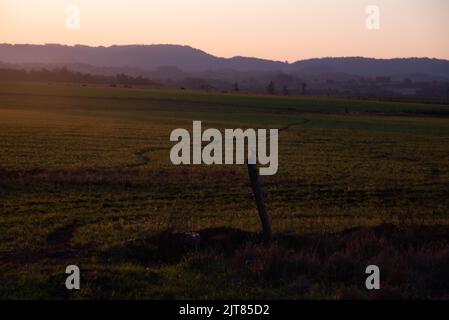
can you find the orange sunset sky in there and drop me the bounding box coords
[1,0,448,62]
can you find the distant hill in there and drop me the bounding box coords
[291,57,449,80]
[0,43,448,79]
[0,44,286,73]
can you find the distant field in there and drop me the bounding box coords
[1,81,449,299]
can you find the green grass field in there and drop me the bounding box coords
[1,82,448,299]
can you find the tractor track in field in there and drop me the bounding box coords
[124,120,309,169]
[125,146,170,169]
[0,222,93,265]
[279,118,311,133]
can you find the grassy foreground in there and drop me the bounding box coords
[0,82,448,299]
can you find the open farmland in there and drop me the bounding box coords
[1,82,449,299]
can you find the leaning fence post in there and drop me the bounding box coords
[247,163,272,244]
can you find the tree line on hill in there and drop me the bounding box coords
[1,66,448,102]
[0,67,160,87]
[0,66,308,96]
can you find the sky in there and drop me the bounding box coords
[1,0,448,62]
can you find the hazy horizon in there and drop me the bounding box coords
[2,42,449,63]
[1,0,448,62]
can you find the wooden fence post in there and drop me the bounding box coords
[247,163,272,244]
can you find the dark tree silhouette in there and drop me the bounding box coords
[266,81,275,95]
[446,82,449,101]
[282,86,289,96]
[232,82,240,92]
[301,82,307,95]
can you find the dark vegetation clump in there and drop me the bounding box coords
[2,222,447,299]
[97,224,449,300]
